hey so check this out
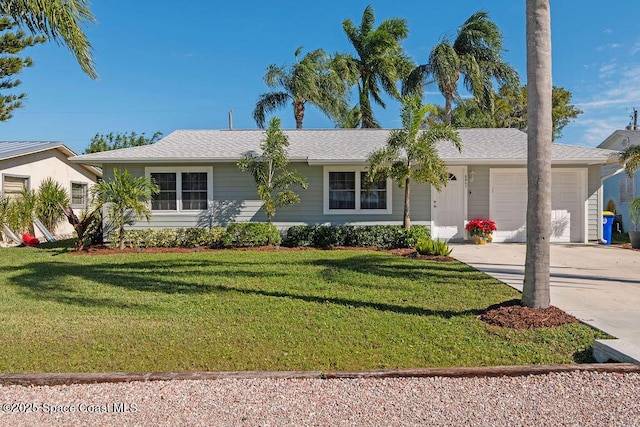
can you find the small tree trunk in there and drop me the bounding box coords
[523,0,552,309]
[403,177,411,229]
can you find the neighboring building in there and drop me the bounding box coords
[71,128,618,243]
[598,129,640,232]
[1,141,102,238]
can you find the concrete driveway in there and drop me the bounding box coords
[450,243,640,354]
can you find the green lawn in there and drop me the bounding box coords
[0,242,605,373]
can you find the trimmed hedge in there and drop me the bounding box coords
[111,223,279,249]
[110,224,427,250]
[284,225,430,249]
[221,222,281,247]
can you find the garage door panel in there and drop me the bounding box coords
[490,169,584,243]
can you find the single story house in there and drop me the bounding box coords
[70,128,618,243]
[597,129,640,232]
[1,141,102,239]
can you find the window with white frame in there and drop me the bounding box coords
[2,175,29,200]
[71,182,88,207]
[324,168,391,214]
[147,167,212,212]
[620,174,634,203]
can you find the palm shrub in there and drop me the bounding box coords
[92,168,159,250]
[7,187,37,234]
[35,178,70,234]
[416,238,453,256]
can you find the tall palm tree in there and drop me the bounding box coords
[522,0,552,309]
[253,47,348,129]
[337,5,413,128]
[367,95,461,228]
[92,169,159,250]
[1,0,97,78]
[405,11,517,125]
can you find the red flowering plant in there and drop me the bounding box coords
[465,218,497,241]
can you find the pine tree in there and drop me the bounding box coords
[0,16,45,121]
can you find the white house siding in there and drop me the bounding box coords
[1,149,99,238]
[104,163,431,231]
[587,164,602,240]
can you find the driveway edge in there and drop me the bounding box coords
[1,364,639,386]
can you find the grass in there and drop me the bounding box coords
[0,241,606,373]
[611,230,630,244]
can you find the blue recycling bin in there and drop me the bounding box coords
[602,211,615,245]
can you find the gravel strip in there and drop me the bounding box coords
[0,371,639,426]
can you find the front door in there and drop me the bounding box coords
[432,166,466,241]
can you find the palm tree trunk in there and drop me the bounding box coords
[359,85,376,128]
[294,100,305,129]
[523,0,552,309]
[403,177,411,229]
[444,94,453,125]
[119,225,125,250]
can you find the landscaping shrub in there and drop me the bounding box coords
[416,238,452,256]
[284,225,316,247]
[282,225,430,249]
[181,227,225,248]
[310,225,343,248]
[114,227,227,249]
[221,223,281,247]
[35,178,70,234]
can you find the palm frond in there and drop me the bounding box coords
[621,145,640,177]
[253,92,290,128]
[2,0,97,78]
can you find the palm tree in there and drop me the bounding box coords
[1,0,96,78]
[367,95,461,228]
[405,11,517,125]
[337,5,413,128]
[92,169,159,250]
[253,47,348,129]
[522,0,552,309]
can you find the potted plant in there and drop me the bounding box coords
[629,196,640,249]
[465,218,497,244]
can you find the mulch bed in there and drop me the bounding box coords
[68,245,457,261]
[478,299,580,329]
[611,243,640,252]
[387,247,456,262]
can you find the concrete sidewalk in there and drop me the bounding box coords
[450,243,640,362]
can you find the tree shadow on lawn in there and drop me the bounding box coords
[1,259,487,319]
[313,254,492,284]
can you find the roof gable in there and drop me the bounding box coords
[597,130,640,151]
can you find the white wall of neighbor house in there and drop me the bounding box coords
[1,149,99,238]
[103,162,432,232]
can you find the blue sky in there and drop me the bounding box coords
[1,1,639,153]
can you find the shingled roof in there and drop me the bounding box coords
[70,128,619,166]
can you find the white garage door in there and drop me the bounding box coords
[489,169,586,243]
